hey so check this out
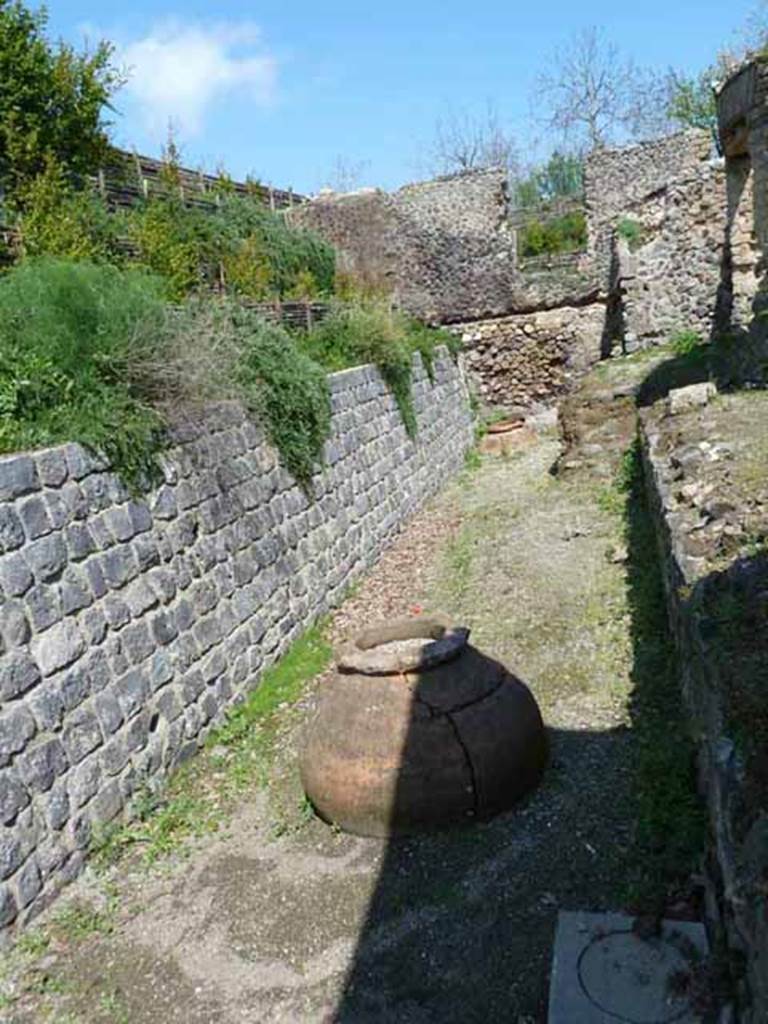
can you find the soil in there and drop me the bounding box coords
[2,436,649,1024]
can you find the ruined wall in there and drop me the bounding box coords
[585,131,726,350]
[451,304,606,411]
[640,394,768,1023]
[291,169,518,322]
[0,350,473,929]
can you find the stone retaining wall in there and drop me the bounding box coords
[0,349,473,929]
[640,396,768,1022]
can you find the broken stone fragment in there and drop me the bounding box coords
[667,382,717,415]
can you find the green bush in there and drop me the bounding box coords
[519,210,587,258]
[299,303,455,436]
[14,157,121,262]
[670,329,703,357]
[231,309,331,485]
[0,258,167,483]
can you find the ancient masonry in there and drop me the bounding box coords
[296,129,728,412]
[0,352,473,928]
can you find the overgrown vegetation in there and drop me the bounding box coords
[621,441,706,906]
[518,209,587,258]
[91,624,332,868]
[0,258,167,485]
[299,302,460,437]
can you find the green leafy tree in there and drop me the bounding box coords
[0,0,123,204]
[665,69,717,133]
[515,151,584,208]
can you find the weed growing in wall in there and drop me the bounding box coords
[616,217,645,251]
[670,329,703,357]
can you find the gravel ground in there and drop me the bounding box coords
[2,436,640,1024]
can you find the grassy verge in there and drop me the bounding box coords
[622,441,706,908]
[90,623,332,869]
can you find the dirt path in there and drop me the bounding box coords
[3,435,642,1024]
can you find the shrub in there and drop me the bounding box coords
[300,303,455,435]
[232,309,331,485]
[14,157,120,261]
[519,210,587,258]
[670,329,703,357]
[617,218,644,250]
[0,258,167,483]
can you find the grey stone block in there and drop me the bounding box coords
[0,836,22,880]
[18,496,52,540]
[59,567,92,615]
[0,507,25,554]
[100,546,138,589]
[0,602,31,648]
[64,523,95,562]
[84,558,107,599]
[0,885,18,926]
[126,711,149,752]
[69,758,101,808]
[46,785,70,830]
[25,585,62,632]
[152,486,178,520]
[16,738,67,792]
[0,771,30,825]
[151,610,178,646]
[31,621,85,676]
[103,594,131,630]
[62,709,103,764]
[127,500,152,534]
[124,579,158,617]
[0,652,40,699]
[35,449,68,488]
[25,535,67,582]
[103,506,135,543]
[156,688,182,722]
[0,553,34,597]
[15,856,42,908]
[90,780,122,822]
[115,668,150,719]
[148,651,173,692]
[121,621,154,665]
[100,737,129,776]
[28,683,65,732]
[0,456,39,502]
[93,691,123,735]
[44,492,69,530]
[81,606,107,646]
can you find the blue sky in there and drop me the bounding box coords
[47,0,757,194]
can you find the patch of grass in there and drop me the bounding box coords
[443,525,474,602]
[670,329,703,357]
[622,442,706,907]
[51,901,115,942]
[91,624,332,870]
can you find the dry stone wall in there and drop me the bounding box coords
[0,350,473,929]
[451,304,606,411]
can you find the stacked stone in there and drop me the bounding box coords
[453,305,606,411]
[0,349,473,929]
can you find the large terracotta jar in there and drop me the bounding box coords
[300,615,547,837]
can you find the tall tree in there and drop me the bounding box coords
[0,0,123,204]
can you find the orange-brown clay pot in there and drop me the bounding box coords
[300,615,547,837]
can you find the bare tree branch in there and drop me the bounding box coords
[429,102,519,178]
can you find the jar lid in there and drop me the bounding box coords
[338,614,470,675]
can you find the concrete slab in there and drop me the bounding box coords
[549,911,709,1023]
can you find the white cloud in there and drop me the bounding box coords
[118,20,277,141]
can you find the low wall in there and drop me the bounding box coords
[451,303,606,411]
[0,350,473,928]
[640,397,768,1022]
